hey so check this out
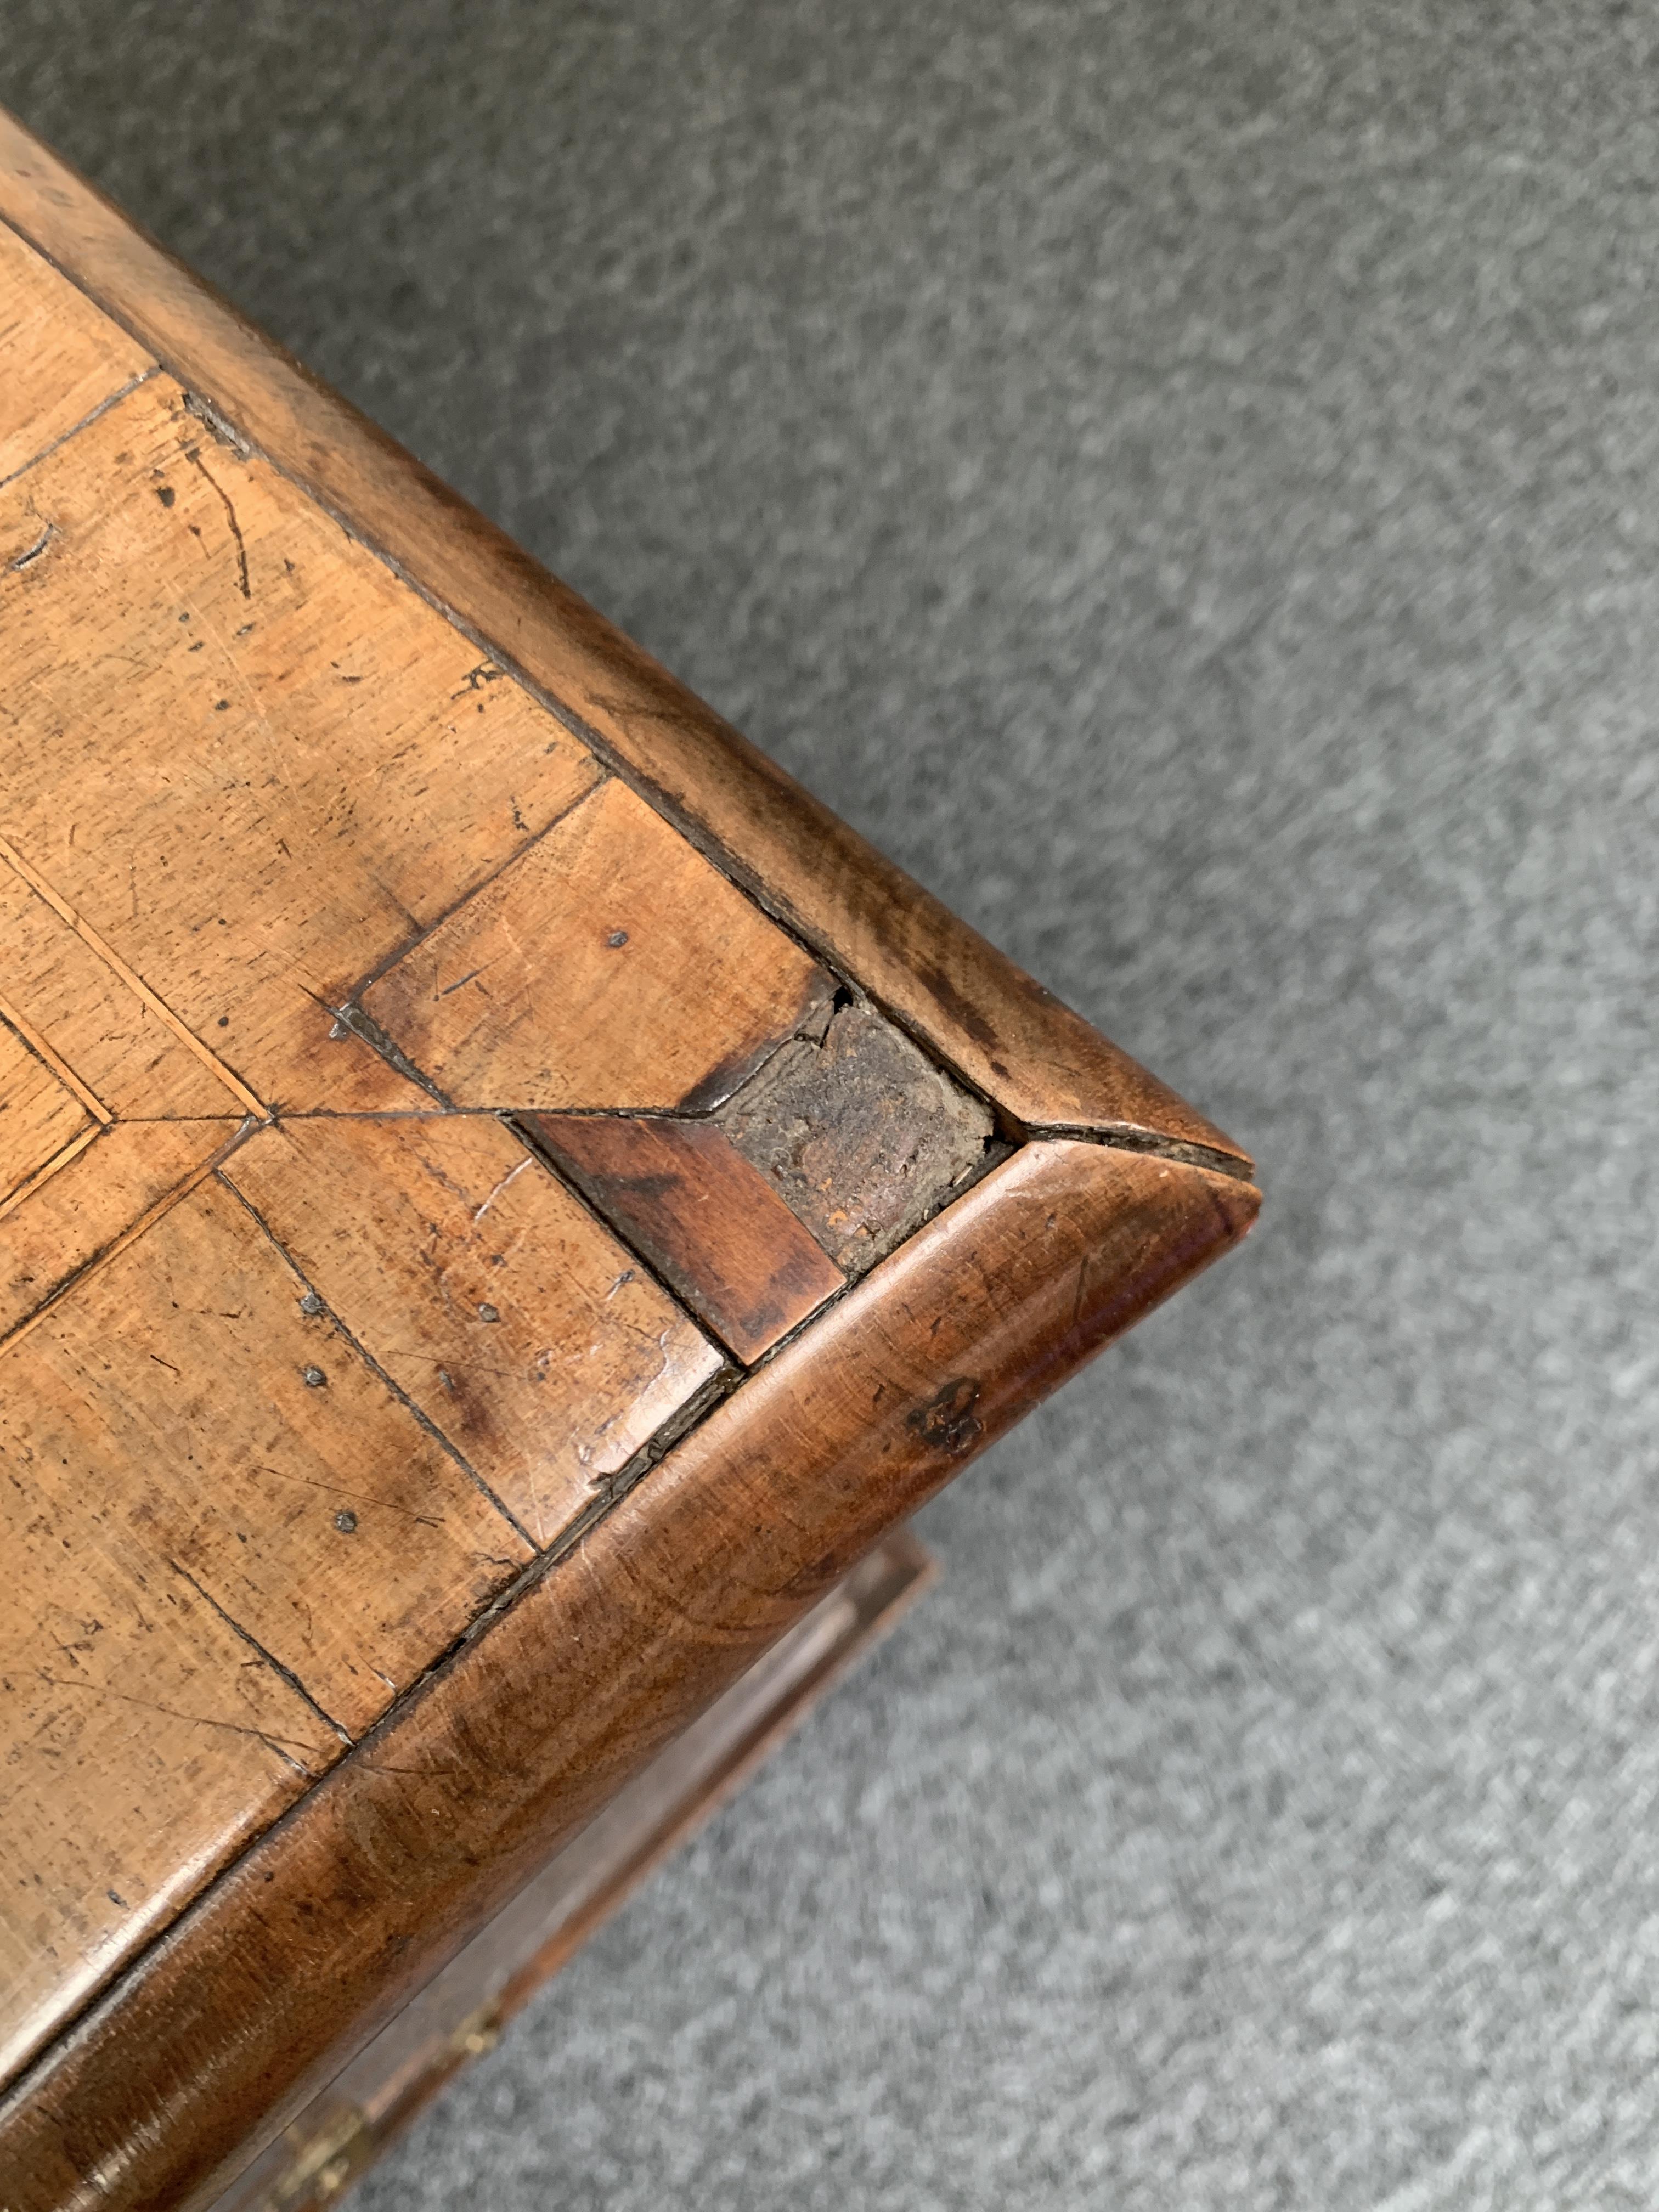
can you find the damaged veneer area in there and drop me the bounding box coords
[0,165,1260,2167]
[351,775,836,1116]
[527,995,999,1365]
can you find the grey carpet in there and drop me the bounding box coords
[5,3,1658,2204]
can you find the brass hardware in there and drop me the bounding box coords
[253,2104,376,2212]
[450,2000,503,2059]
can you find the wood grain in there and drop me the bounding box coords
[0,865,235,1120]
[207,1531,933,2212]
[0,1022,89,1203]
[359,776,832,1111]
[0,374,602,1116]
[0,1118,240,1341]
[0,1169,539,2080]
[0,1487,340,2090]
[220,1115,724,1545]
[0,1142,1259,2212]
[0,106,1247,1161]
[526,1113,845,1363]
[0,116,1262,2206]
[2,1170,533,1730]
[0,217,151,486]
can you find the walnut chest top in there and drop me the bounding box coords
[0,105,1256,2212]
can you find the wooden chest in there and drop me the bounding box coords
[0,106,1257,2211]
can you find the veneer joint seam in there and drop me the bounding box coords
[0,983,113,1124]
[0,1120,101,1222]
[0,202,1075,1147]
[168,1559,352,1748]
[211,1170,541,1555]
[0,219,1190,1152]
[331,770,611,1015]
[0,1116,260,1356]
[0,831,265,1117]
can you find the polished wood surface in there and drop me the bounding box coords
[0,859,236,1119]
[0,215,997,2090]
[358,774,832,1113]
[527,1113,847,1363]
[0,1143,1256,2212]
[0,322,856,2070]
[0,1019,88,1203]
[1,1166,537,2081]
[0,373,601,1118]
[220,1115,725,1543]
[2,316,818,2075]
[0,105,1247,1161]
[0,105,1259,2212]
[1,1120,235,1337]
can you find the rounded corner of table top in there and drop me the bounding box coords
[0,101,1263,2212]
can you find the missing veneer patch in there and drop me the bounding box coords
[715,1001,996,1276]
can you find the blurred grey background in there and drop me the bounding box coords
[5,3,1658,2204]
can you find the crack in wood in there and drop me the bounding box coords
[182,446,251,600]
[34,1671,329,1775]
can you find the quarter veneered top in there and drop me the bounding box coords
[0,232,993,2086]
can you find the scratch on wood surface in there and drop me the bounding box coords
[8,521,54,571]
[244,1462,444,1528]
[333,769,610,1014]
[354,1762,469,1778]
[470,1154,533,1223]
[35,1672,328,1774]
[0,830,264,1117]
[212,1170,542,1555]
[176,586,295,817]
